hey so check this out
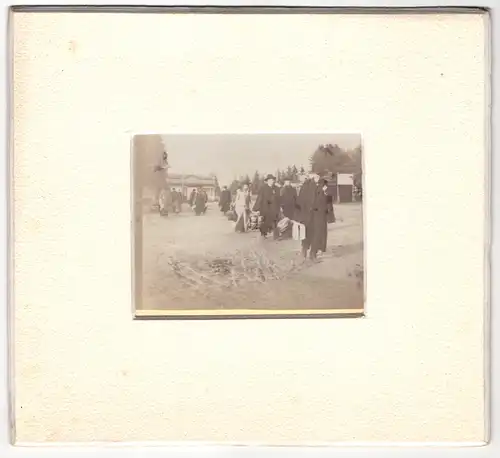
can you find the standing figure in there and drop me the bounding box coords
[234,183,251,232]
[253,174,281,239]
[188,188,197,208]
[158,187,173,217]
[219,186,231,214]
[173,188,183,213]
[279,177,298,239]
[296,172,335,260]
[280,177,298,219]
[194,187,208,216]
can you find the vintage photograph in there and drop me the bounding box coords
[133,134,364,317]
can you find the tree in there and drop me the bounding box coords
[310,143,356,174]
[299,166,305,175]
[291,165,298,181]
[351,145,362,171]
[259,174,265,189]
[251,171,260,194]
[229,180,240,194]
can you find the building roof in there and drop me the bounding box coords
[167,173,216,186]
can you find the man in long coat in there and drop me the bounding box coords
[253,174,281,239]
[194,187,208,216]
[218,186,231,213]
[280,177,298,219]
[188,188,197,207]
[296,172,335,260]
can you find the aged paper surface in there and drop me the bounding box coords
[11,11,488,444]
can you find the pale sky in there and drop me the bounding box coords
[162,133,361,187]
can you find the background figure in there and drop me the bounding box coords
[234,183,251,232]
[194,187,208,216]
[296,172,335,260]
[219,186,231,214]
[171,188,181,213]
[279,177,298,239]
[158,187,173,217]
[188,188,197,207]
[253,174,281,239]
[280,177,298,219]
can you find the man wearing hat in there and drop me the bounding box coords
[253,174,281,239]
[296,169,335,260]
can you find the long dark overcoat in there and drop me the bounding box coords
[253,184,281,233]
[280,185,298,219]
[219,189,231,213]
[194,191,208,215]
[297,179,334,253]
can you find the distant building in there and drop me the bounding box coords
[336,173,355,203]
[299,173,356,203]
[167,173,218,202]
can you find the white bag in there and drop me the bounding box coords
[292,221,306,241]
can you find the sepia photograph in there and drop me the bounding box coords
[133,133,364,318]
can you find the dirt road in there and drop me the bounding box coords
[138,202,364,312]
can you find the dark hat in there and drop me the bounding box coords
[264,174,276,181]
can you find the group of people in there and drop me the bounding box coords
[188,187,209,216]
[218,171,335,260]
[157,187,183,216]
[156,187,210,217]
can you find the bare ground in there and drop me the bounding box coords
[138,202,364,311]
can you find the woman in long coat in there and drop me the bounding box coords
[296,173,335,260]
[253,174,281,238]
[234,183,251,232]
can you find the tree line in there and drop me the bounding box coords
[227,165,307,195]
[217,143,362,196]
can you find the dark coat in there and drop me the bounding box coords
[188,190,196,206]
[219,189,231,212]
[194,191,208,214]
[297,179,334,253]
[280,185,298,220]
[253,184,281,232]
